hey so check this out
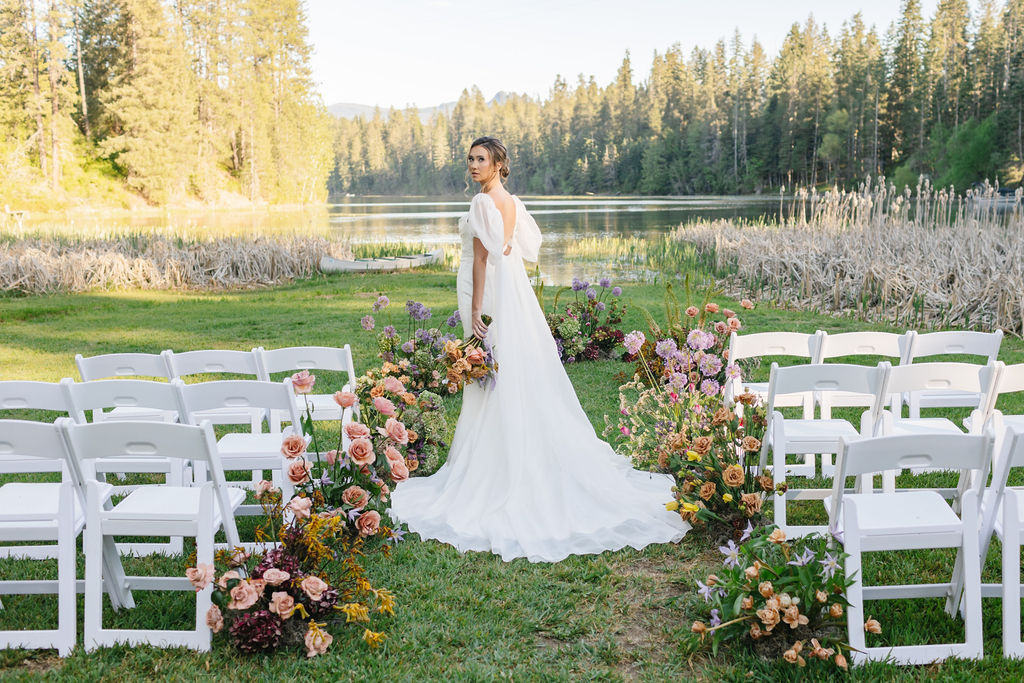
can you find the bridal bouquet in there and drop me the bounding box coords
[439,314,498,393]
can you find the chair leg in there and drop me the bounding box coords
[843,499,868,663]
[773,435,788,533]
[960,494,984,659]
[1005,495,1023,658]
[194,489,215,651]
[84,483,104,652]
[57,483,76,657]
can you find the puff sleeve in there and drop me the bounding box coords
[513,197,542,262]
[468,194,506,266]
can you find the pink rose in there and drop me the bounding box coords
[383,376,405,394]
[389,458,410,483]
[342,485,370,508]
[379,484,389,501]
[466,347,486,365]
[304,626,333,658]
[722,308,736,318]
[217,569,239,589]
[705,302,720,313]
[373,396,397,417]
[269,591,296,619]
[186,563,215,591]
[740,298,754,309]
[714,321,728,334]
[280,434,307,459]
[228,580,260,610]
[301,575,328,601]
[286,458,312,485]
[348,438,375,466]
[384,445,404,465]
[291,370,316,394]
[254,479,275,500]
[379,417,408,445]
[288,496,312,519]
[356,510,382,536]
[685,306,699,317]
[261,568,290,586]
[325,449,338,466]
[333,391,357,408]
[206,605,224,633]
[344,422,371,440]
[728,317,742,331]
[250,578,266,596]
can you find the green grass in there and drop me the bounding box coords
[1,271,1024,681]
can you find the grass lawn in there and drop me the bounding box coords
[1,269,1024,681]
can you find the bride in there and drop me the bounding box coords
[390,136,688,562]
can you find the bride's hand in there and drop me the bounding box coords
[472,312,488,340]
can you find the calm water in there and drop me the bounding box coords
[16,195,781,285]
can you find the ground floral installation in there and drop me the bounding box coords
[538,275,627,364]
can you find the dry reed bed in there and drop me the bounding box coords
[671,179,1024,335]
[0,235,354,294]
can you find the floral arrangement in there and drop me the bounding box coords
[438,317,498,394]
[361,294,460,393]
[688,525,872,672]
[186,484,395,657]
[543,276,627,364]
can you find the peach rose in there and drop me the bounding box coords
[685,306,699,317]
[692,436,713,455]
[333,391,357,408]
[342,485,370,508]
[304,626,333,658]
[369,384,385,398]
[466,347,486,365]
[383,376,405,394]
[699,481,716,501]
[705,302,720,313]
[722,308,736,318]
[406,457,419,472]
[741,595,754,610]
[452,358,471,374]
[384,445,404,465]
[254,479,275,500]
[728,317,742,331]
[348,438,375,466]
[206,605,224,633]
[355,510,382,536]
[373,396,397,417]
[286,458,312,485]
[301,575,328,601]
[228,580,260,610]
[768,528,787,544]
[250,578,266,596]
[389,458,410,483]
[325,449,338,465]
[281,434,307,459]
[722,464,745,487]
[758,474,774,492]
[381,417,409,445]
[714,321,728,334]
[288,496,312,519]
[740,298,754,309]
[269,591,296,619]
[262,568,290,586]
[401,392,417,405]
[291,370,316,394]
[406,429,419,443]
[379,484,390,501]
[186,563,215,591]
[741,492,763,515]
[217,569,240,589]
[344,422,371,440]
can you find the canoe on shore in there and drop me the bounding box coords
[319,248,445,273]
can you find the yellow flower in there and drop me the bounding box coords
[682,502,699,513]
[686,450,701,461]
[665,500,680,511]
[363,629,387,648]
[337,602,370,623]
[722,493,733,502]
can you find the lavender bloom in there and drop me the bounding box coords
[401,340,415,354]
[697,579,714,603]
[571,277,585,292]
[320,470,333,485]
[667,372,688,394]
[700,379,721,396]
[611,286,622,297]
[719,540,740,568]
[584,288,596,300]
[699,354,723,377]
[446,310,461,328]
[383,325,398,339]
[555,338,564,358]
[725,363,741,380]
[360,315,375,331]
[388,528,406,544]
[369,472,382,485]
[599,277,612,288]
[596,301,606,312]
[623,331,645,356]
[347,508,362,522]
[820,552,840,580]
[740,521,754,542]
[788,547,816,567]
[710,609,722,627]
[566,356,576,364]
[416,328,432,343]
[687,328,715,351]
[372,295,390,311]
[654,338,678,360]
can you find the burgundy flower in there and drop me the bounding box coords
[228,609,284,653]
[306,587,340,617]
[253,548,302,579]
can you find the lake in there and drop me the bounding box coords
[14,195,782,285]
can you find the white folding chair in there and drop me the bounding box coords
[176,378,304,518]
[902,330,1003,418]
[164,348,266,428]
[813,330,911,476]
[74,352,176,423]
[0,420,81,656]
[62,420,243,652]
[257,345,360,430]
[758,362,889,537]
[969,362,1024,435]
[726,331,823,476]
[829,432,991,665]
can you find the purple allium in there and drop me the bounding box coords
[623,331,645,356]
[383,325,398,339]
[725,363,741,380]
[228,610,284,653]
[372,295,390,311]
[361,315,375,331]
[611,286,622,297]
[401,340,415,354]
[446,310,461,328]
[700,379,721,396]
[571,277,585,291]
[667,372,688,393]
[699,354,723,376]
[586,288,597,300]
[687,328,715,351]
[599,277,612,288]
[596,301,606,311]
[655,338,678,360]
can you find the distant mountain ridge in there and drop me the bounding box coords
[328,91,516,121]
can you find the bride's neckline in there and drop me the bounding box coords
[479,192,518,237]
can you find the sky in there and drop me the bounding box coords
[307,0,942,109]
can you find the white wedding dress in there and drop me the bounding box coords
[390,193,688,562]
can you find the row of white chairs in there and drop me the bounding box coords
[1,419,244,655]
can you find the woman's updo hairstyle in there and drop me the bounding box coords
[470,136,510,180]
